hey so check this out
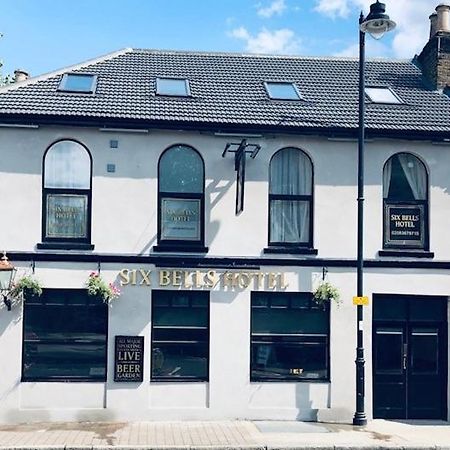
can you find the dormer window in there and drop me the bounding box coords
[156,77,190,96]
[58,73,97,93]
[265,82,302,100]
[365,87,402,104]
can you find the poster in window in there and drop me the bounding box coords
[161,198,200,240]
[114,336,144,382]
[385,204,425,247]
[46,194,87,238]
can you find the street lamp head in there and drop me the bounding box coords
[360,0,396,40]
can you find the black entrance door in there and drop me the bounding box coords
[373,295,448,419]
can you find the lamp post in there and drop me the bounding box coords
[0,252,16,311]
[354,1,396,427]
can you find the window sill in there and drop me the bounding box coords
[250,378,329,383]
[378,250,434,258]
[37,242,95,251]
[150,378,208,383]
[22,377,105,383]
[153,245,209,254]
[263,247,318,255]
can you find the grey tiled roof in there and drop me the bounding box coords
[0,48,450,135]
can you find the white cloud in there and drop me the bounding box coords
[257,0,287,18]
[315,0,438,58]
[229,26,300,54]
[314,0,350,19]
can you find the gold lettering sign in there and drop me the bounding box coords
[119,269,288,290]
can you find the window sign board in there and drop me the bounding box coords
[385,205,425,248]
[161,198,200,240]
[114,336,144,382]
[46,194,87,238]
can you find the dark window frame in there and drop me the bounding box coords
[250,292,330,382]
[151,290,210,382]
[268,147,314,249]
[264,81,302,100]
[21,288,108,382]
[40,139,93,250]
[156,144,206,251]
[156,77,191,97]
[58,73,98,94]
[382,153,429,251]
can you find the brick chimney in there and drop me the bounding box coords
[417,3,450,90]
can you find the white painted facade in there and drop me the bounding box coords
[0,125,449,424]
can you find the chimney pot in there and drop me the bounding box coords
[430,12,438,38]
[14,69,29,83]
[436,3,450,33]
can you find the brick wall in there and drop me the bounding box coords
[417,32,450,90]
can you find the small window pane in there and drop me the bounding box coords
[152,342,208,379]
[161,198,201,241]
[59,74,96,93]
[270,200,310,244]
[157,78,189,96]
[251,338,328,380]
[411,329,439,374]
[266,82,301,100]
[46,194,88,239]
[365,87,401,104]
[44,141,91,189]
[159,146,203,193]
[375,328,404,374]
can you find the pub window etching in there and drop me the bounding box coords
[157,144,205,248]
[41,140,92,248]
[383,153,429,250]
[269,148,313,248]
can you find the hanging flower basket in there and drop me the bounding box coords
[10,275,43,301]
[86,272,120,304]
[313,281,341,308]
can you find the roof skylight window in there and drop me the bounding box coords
[58,73,97,93]
[365,87,402,104]
[156,77,190,96]
[265,82,302,100]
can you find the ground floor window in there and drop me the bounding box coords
[22,289,108,381]
[251,292,329,381]
[151,290,209,381]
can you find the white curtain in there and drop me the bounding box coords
[270,148,312,243]
[397,154,427,200]
[382,158,392,198]
[44,141,91,189]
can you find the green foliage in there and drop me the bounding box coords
[10,275,43,300]
[313,281,341,307]
[86,272,121,304]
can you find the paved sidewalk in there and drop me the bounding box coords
[0,419,449,449]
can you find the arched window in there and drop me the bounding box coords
[40,140,92,248]
[383,153,428,250]
[158,145,205,249]
[269,148,313,248]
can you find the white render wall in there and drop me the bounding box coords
[0,125,450,423]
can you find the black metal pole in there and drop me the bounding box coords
[353,12,367,427]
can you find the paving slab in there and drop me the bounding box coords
[0,420,448,450]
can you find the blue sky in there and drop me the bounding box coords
[0,0,439,78]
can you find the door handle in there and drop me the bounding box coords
[403,343,408,370]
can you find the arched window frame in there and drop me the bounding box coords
[268,147,314,250]
[156,144,206,251]
[39,139,93,250]
[382,152,429,251]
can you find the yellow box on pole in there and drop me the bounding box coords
[353,296,369,306]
